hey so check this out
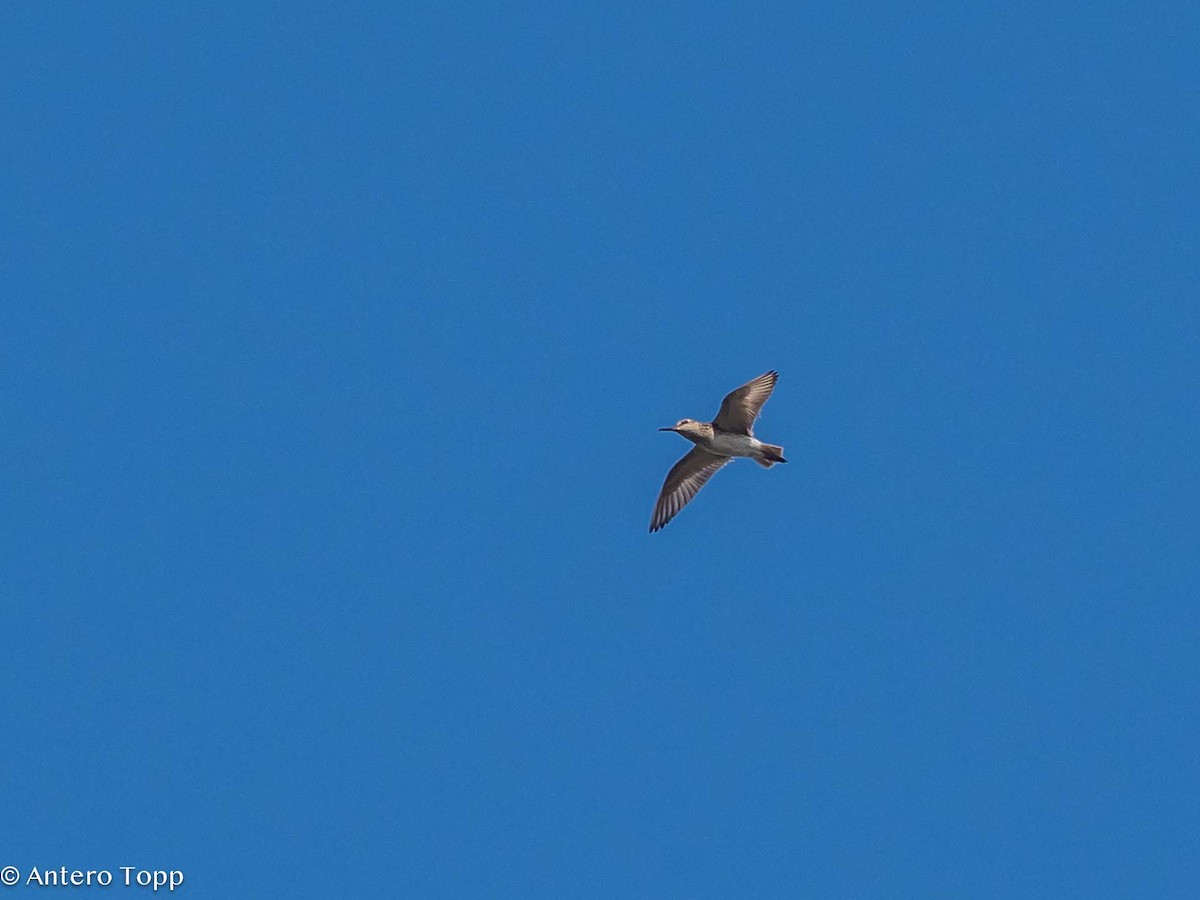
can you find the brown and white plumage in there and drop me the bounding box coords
[712,370,778,434]
[649,448,730,533]
[649,371,786,532]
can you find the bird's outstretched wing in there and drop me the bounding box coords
[712,370,778,435]
[650,448,731,532]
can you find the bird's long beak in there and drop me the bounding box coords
[658,426,676,432]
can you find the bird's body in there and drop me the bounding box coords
[677,426,768,460]
[650,370,787,532]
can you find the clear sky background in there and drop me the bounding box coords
[3,3,1198,897]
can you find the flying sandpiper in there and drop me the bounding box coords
[650,370,787,532]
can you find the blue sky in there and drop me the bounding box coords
[3,3,1198,897]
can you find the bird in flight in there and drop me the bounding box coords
[650,370,787,532]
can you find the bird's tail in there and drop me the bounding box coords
[755,444,788,468]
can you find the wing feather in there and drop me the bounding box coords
[649,448,731,532]
[712,370,778,435]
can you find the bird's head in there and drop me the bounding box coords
[659,418,703,437]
